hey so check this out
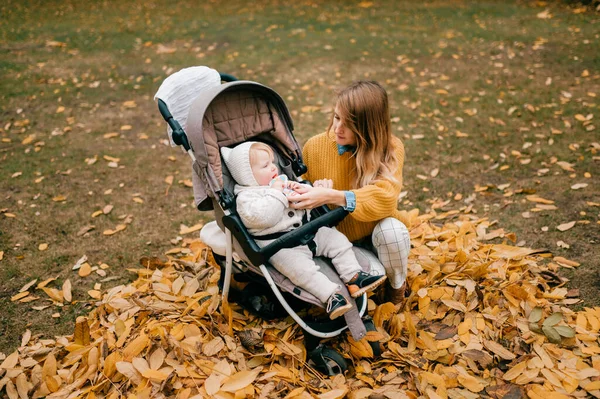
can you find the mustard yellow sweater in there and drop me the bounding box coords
[302,132,405,242]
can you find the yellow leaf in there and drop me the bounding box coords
[141,368,169,381]
[42,352,57,379]
[553,256,580,267]
[103,352,122,378]
[317,388,349,399]
[62,279,72,302]
[11,291,29,302]
[115,361,141,384]
[21,134,36,145]
[502,360,527,381]
[584,381,600,391]
[103,155,120,163]
[149,347,166,370]
[220,367,262,393]
[15,373,28,399]
[179,223,204,235]
[203,336,225,356]
[79,263,92,277]
[88,290,102,299]
[556,221,576,231]
[41,287,63,302]
[122,333,150,361]
[45,375,61,393]
[204,372,223,396]
[526,195,554,204]
[38,243,49,251]
[373,302,396,327]
[0,351,19,369]
[483,340,515,360]
[74,317,90,345]
[348,336,374,359]
[458,374,484,392]
[132,357,150,374]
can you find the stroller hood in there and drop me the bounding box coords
[186,81,301,211]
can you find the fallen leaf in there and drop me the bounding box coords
[179,223,204,235]
[556,221,576,231]
[571,183,588,190]
[79,263,92,277]
[62,279,72,302]
[220,368,262,392]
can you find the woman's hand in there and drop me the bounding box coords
[287,181,303,191]
[313,179,333,189]
[288,185,346,209]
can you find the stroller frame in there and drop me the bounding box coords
[157,71,382,374]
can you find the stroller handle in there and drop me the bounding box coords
[223,207,348,266]
[157,99,192,152]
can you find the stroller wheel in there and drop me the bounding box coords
[363,318,383,357]
[309,345,348,376]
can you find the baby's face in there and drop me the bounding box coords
[251,150,279,186]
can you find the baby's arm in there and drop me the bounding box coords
[236,189,288,230]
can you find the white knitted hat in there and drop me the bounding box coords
[220,142,259,186]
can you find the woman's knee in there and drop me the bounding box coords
[372,217,410,249]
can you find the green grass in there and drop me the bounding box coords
[1,0,599,354]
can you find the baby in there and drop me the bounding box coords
[221,141,386,319]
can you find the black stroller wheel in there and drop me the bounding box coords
[309,345,348,376]
[363,318,383,357]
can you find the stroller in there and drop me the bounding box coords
[155,67,387,375]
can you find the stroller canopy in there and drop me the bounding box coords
[186,81,302,210]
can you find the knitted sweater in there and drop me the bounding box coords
[302,132,405,242]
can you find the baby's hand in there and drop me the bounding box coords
[270,179,285,191]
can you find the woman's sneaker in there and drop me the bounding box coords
[326,293,352,320]
[346,272,387,298]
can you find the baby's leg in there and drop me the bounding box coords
[313,227,362,283]
[268,246,339,303]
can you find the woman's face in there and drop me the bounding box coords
[333,105,357,147]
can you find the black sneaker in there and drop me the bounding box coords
[326,293,352,320]
[347,271,387,298]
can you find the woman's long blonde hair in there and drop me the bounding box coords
[328,81,399,188]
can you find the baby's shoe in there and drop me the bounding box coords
[326,292,352,320]
[346,272,387,298]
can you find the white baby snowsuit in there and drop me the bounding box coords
[221,141,362,303]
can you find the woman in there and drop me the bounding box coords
[291,81,410,306]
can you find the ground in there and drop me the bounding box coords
[0,0,598,355]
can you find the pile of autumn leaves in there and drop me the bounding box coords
[1,209,598,399]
